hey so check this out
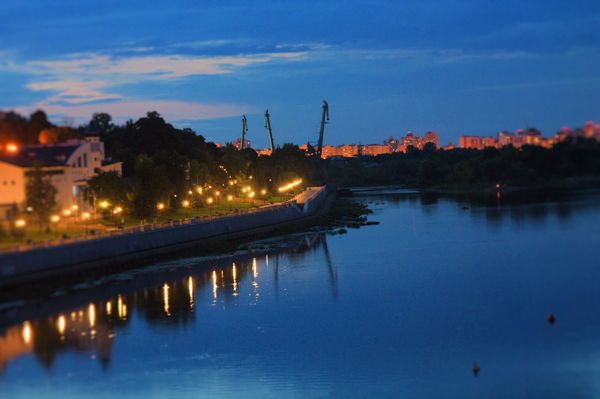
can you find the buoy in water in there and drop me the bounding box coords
[472,361,480,377]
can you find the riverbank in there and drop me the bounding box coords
[0,185,336,287]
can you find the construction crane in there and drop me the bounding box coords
[316,100,329,157]
[305,100,330,157]
[239,115,248,150]
[264,109,275,152]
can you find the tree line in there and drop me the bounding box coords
[323,140,600,190]
[89,112,315,218]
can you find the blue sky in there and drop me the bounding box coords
[0,0,599,147]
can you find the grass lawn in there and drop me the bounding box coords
[0,194,299,251]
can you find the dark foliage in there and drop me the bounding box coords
[324,138,600,189]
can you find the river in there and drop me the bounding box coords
[1,188,600,398]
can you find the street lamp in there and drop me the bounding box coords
[50,215,60,237]
[82,212,90,236]
[206,197,214,216]
[227,194,233,211]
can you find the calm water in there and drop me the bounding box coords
[2,189,600,398]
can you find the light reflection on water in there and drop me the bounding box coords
[1,190,600,398]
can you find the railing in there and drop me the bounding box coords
[0,199,302,255]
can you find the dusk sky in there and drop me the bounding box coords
[0,0,599,147]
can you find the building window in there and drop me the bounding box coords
[77,157,82,167]
[83,153,88,168]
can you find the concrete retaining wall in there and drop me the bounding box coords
[0,185,333,286]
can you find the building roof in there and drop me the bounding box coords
[0,145,79,168]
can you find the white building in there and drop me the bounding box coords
[0,135,121,220]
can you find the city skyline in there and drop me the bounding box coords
[0,1,599,148]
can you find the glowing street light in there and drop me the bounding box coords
[112,206,123,215]
[14,219,26,228]
[260,189,267,195]
[206,197,214,216]
[50,215,60,223]
[62,209,72,217]
[71,204,78,211]
[82,212,91,236]
[182,200,190,208]
[278,179,303,193]
[6,143,18,153]
[157,202,165,211]
[99,200,110,209]
[196,187,203,194]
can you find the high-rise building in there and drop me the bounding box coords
[422,131,439,149]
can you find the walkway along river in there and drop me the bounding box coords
[0,185,335,287]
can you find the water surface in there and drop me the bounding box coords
[2,189,600,398]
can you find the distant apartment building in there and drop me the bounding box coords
[0,132,121,220]
[359,144,392,157]
[459,136,484,149]
[402,132,420,149]
[422,131,439,149]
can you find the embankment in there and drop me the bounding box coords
[0,185,335,287]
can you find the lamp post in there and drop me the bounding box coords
[227,195,233,211]
[206,197,214,216]
[82,212,90,236]
[50,215,60,237]
[182,200,190,219]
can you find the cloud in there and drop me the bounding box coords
[25,80,121,104]
[312,47,534,64]
[15,100,249,125]
[6,49,307,122]
[26,51,306,80]
[0,47,307,127]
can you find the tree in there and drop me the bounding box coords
[88,171,127,205]
[91,113,113,133]
[25,165,57,229]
